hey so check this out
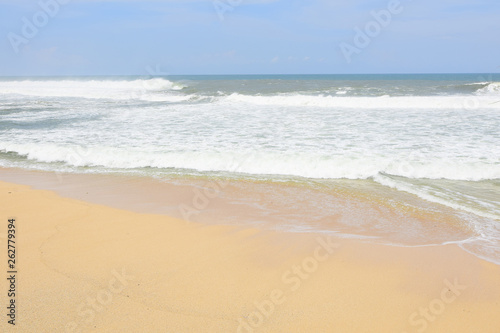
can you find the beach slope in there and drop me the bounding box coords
[1,180,499,332]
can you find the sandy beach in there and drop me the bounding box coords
[1,173,500,332]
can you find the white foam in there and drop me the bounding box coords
[373,174,500,221]
[0,78,188,101]
[464,82,491,86]
[1,142,498,182]
[222,93,500,109]
[476,82,500,95]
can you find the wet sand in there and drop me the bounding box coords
[0,171,500,332]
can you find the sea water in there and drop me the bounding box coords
[0,74,499,262]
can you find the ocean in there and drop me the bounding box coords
[0,74,499,263]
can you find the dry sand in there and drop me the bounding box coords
[1,179,500,332]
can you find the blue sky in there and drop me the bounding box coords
[1,0,499,75]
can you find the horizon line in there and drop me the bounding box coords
[1,72,499,78]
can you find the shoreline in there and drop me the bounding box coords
[0,172,500,331]
[0,167,492,261]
